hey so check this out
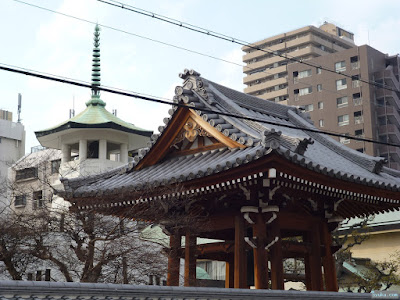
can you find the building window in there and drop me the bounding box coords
[16,167,38,181]
[353,92,362,106]
[336,78,347,90]
[335,61,346,72]
[15,195,27,207]
[316,67,321,74]
[33,191,44,210]
[319,119,324,127]
[356,148,364,153]
[336,96,348,108]
[299,87,312,96]
[317,84,322,92]
[351,56,360,70]
[51,159,61,174]
[304,104,314,112]
[318,101,324,109]
[355,129,364,139]
[354,111,363,124]
[338,114,349,126]
[298,69,312,79]
[339,133,350,144]
[352,75,361,88]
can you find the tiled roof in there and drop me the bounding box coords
[63,69,400,206]
[35,99,152,137]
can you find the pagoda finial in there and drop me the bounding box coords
[87,24,106,107]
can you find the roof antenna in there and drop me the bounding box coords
[17,93,22,123]
[69,96,75,118]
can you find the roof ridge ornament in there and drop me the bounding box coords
[261,128,282,149]
[86,24,106,107]
[294,137,314,155]
[179,68,201,80]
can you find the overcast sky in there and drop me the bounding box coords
[1,0,400,152]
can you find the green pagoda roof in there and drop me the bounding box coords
[35,24,152,139]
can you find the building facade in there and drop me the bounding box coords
[287,45,400,169]
[0,109,25,207]
[242,22,355,103]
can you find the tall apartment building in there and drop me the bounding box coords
[242,22,355,104]
[0,109,25,207]
[286,45,400,170]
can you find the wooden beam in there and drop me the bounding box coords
[253,213,269,289]
[167,233,181,286]
[269,214,284,290]
[321,222,338,291]
[184,232,196,287]
[234,215,246,288]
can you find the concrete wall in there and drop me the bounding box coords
[0,280,374,299]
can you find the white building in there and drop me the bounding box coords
[0,109,25,208]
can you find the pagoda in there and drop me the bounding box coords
[35,25,152,177]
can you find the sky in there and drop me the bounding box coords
[1,0,400,153]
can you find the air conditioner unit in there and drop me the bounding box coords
[255,80,260,84]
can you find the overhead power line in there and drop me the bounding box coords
[11,0,351,101]
[0,62,399,149]
[98,0,400,94]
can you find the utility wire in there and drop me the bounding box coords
[1,62,399,149]
[99,0,400,94]
[11,0,349,100]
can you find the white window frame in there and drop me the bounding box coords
[298,69,312,79]
[336,96,348,108]
[335,61,346,72]
[338,114,349,126]
[336,78,347,90]
[299,87,312,96]
[304,104,314,112]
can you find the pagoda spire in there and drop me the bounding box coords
[87,24,106,107]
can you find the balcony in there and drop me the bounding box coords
[243,55,287,74]
[375,70,400,91]
[243,65,286,84]
[256,88,288,100]
[352,81,361,88]
[378,124,400,144]
[244,77,287,94]
[378,145,400,164]
[376,106,400,125]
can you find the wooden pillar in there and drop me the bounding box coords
[269,214,284,290]
[253,213,269,289]
[167,233,181,286]
[234,215,246,288]
[184,232,196,287]
[309,224,323,291]
[322,222,338,291]
[304,250,312,290]
[225,255,234,288]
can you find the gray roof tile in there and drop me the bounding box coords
[64,69,400,201]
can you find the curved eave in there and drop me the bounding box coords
[35,121,153,138]
[66,150,400,219]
